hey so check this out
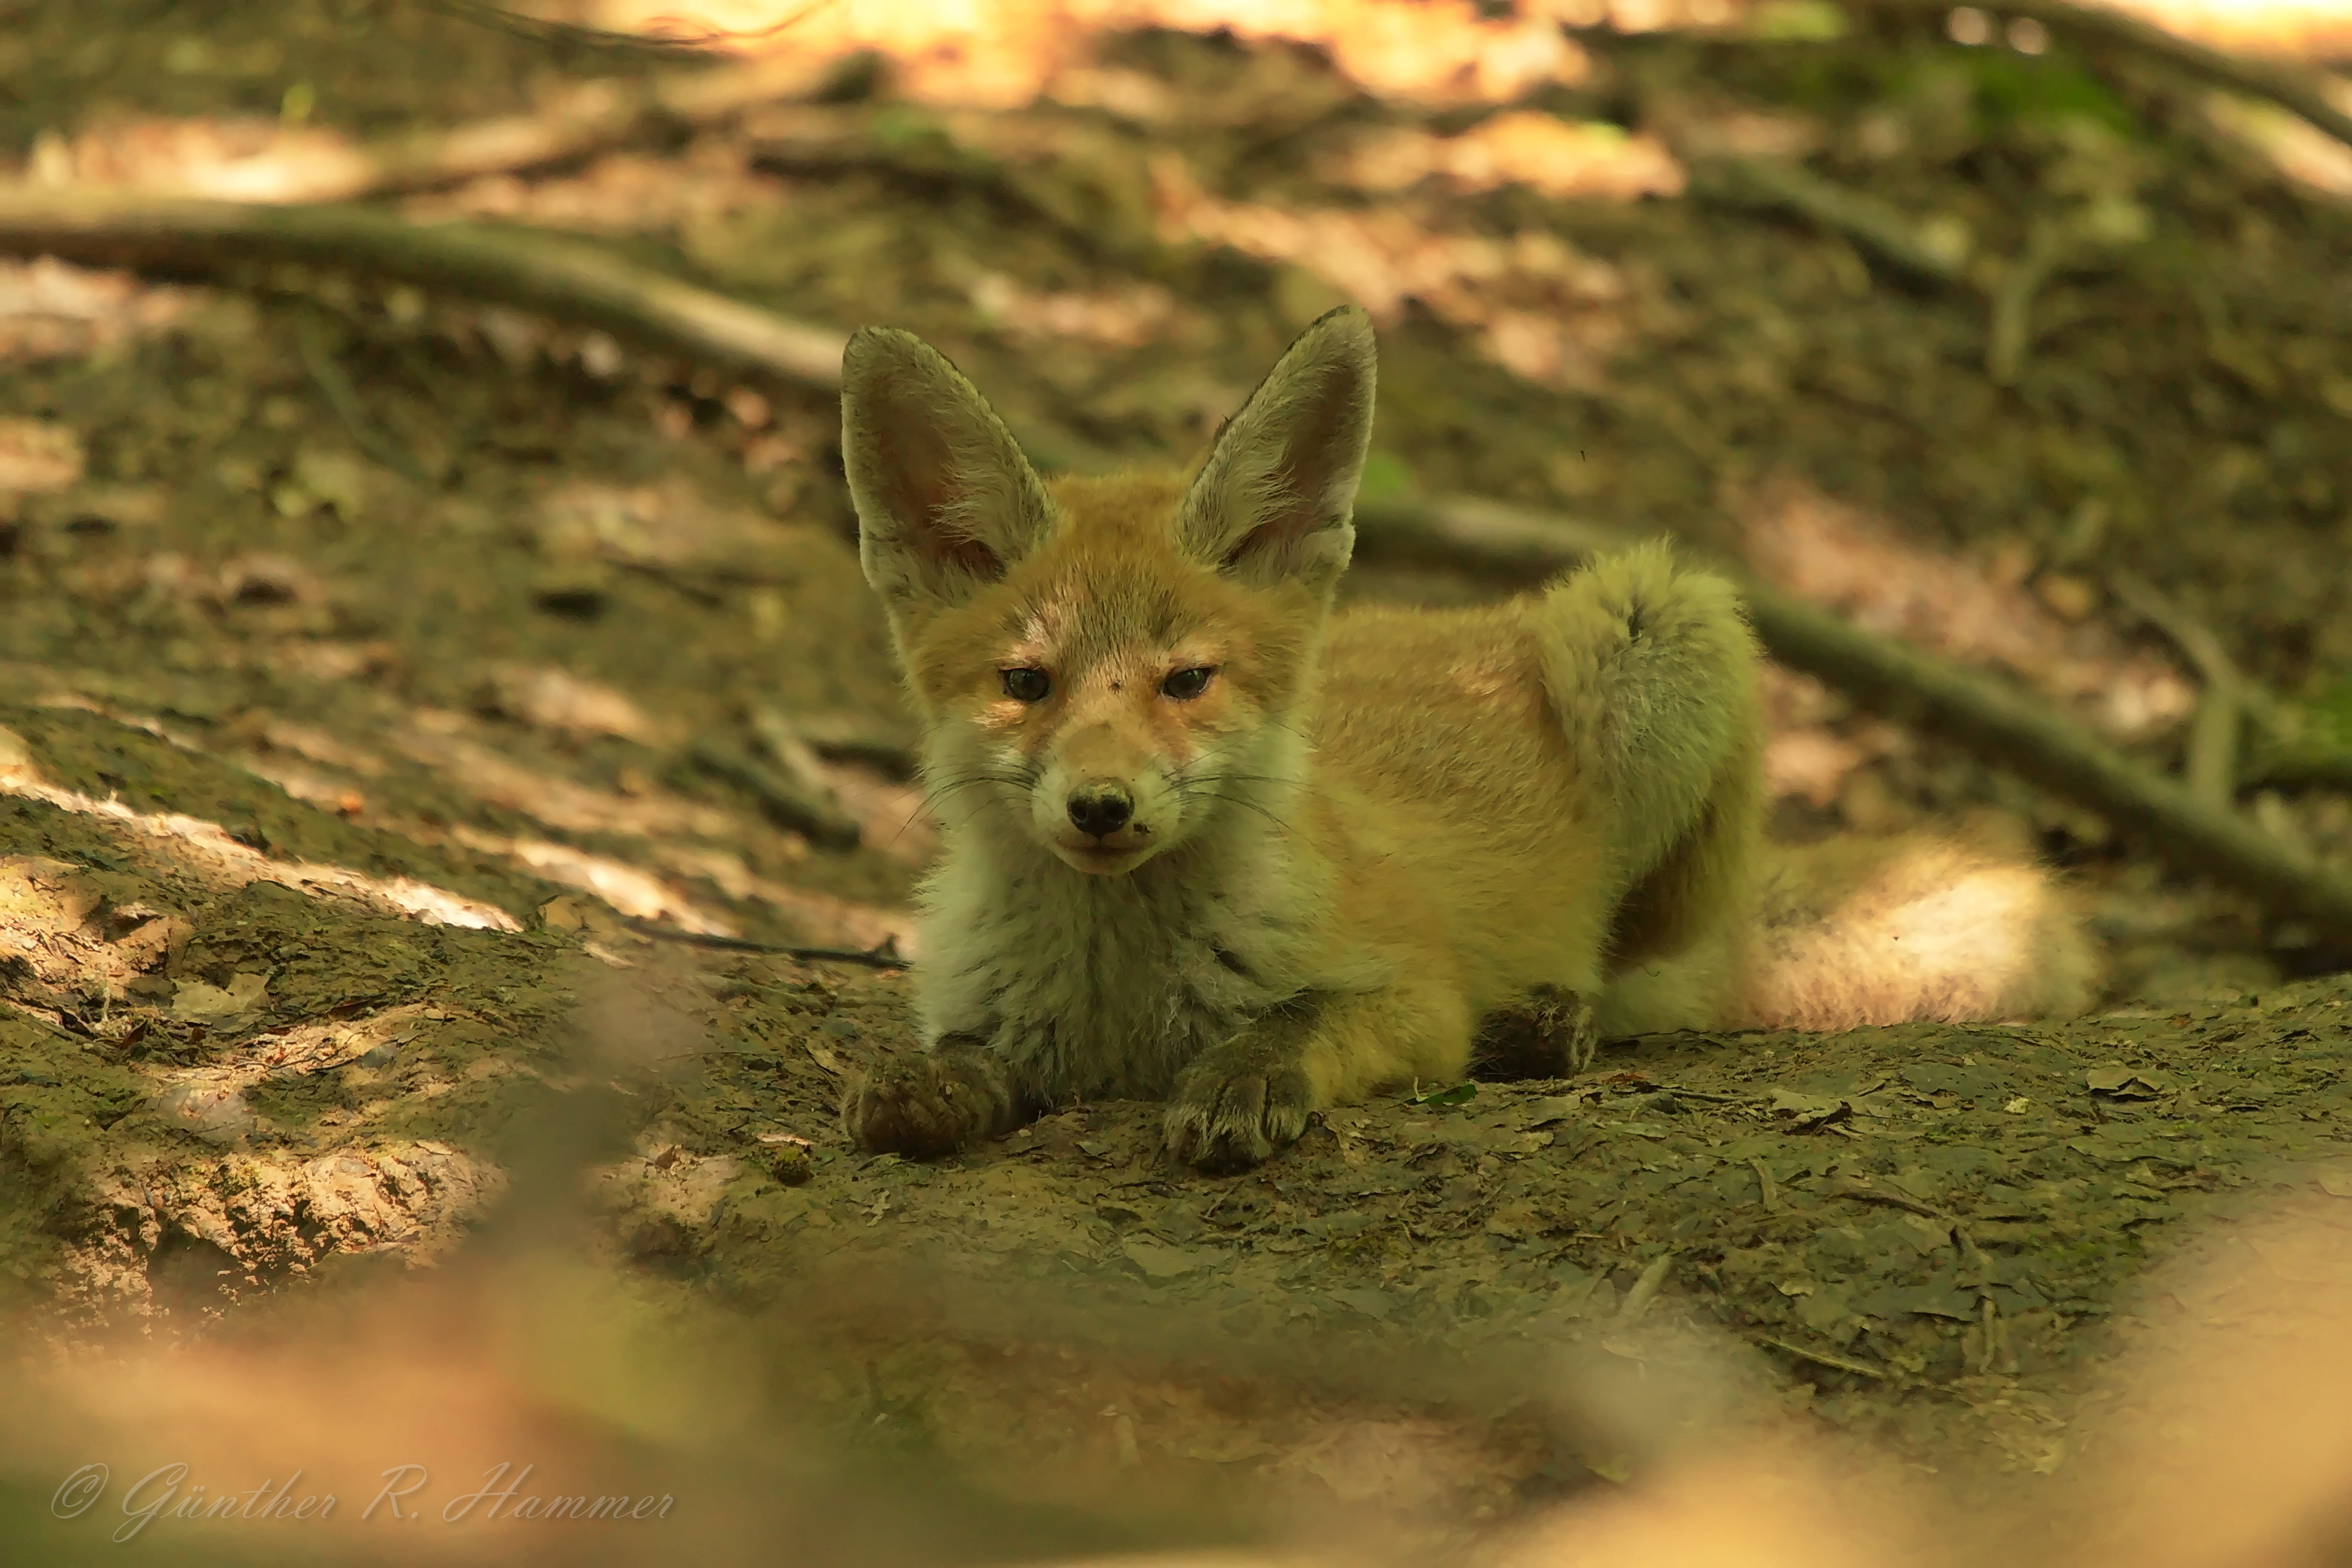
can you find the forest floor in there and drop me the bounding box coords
[2,3,2352,1564]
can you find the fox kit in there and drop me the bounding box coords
[838,305,2096,1169]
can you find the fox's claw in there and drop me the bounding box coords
[1474,984,1600,1078]
[842,1038,1018,1158]
[1163,1056,1311,1172]
[1531,985,1601,1073]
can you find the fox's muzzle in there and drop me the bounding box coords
[1066,784,1135,838]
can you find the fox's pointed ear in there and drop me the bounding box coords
[1176,304,1375,598]
[841,327,1057,621]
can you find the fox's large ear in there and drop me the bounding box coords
[841,327,1057,619]
[1176,304,1375,598]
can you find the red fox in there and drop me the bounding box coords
[838,305,2098,1169]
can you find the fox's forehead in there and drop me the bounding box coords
[965,471,1211,659]
[1001,550,1226,666]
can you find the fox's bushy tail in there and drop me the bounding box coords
[1738,827,2100,1030]
[1535,541,1766,979]
[1547,543,2100,1038]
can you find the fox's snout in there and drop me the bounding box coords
[1035,723,1175,873]
[1064,783,1135,838]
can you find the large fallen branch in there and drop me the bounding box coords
[0,189,845,390]
[1353,494,2352,940]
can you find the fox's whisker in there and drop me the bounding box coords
[1175,786,1291,834]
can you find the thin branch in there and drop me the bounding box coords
[1985,218,2070,387]
[1755,1335,1892,1381]
[1353,494,2352,940]
[1688,158,1970,286]
[1865,0,2352,153]
[2110,569,2352,797]
[2107,568,2242,808]
[621,918,912,968]
[0,189,847,391]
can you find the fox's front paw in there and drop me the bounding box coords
[1163,1054,1311,1172]
[842,1038,1017,1158]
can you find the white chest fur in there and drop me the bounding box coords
[912,808,1328,1100]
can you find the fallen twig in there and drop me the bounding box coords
[1755,1335,1891,1381]
[0,189,847,391]
[1614,1252,1676,1324]
[622,917,910,968]
[2108,568,2242,808]
[1353,493,2352,940]
[1866,0,2352,154]
[1984,218,2070,387]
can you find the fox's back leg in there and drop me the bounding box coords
[1471,984,1600,1077]
[1500,542,1766,1055]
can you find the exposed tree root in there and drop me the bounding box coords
[0,188,846,390]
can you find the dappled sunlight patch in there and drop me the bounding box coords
[593,1138,744,1237]
[1326,112,1687,202]
[813,760,940,866]
[82,1140,505,1293]
[1756,665,1911,810]
[0,415,85,495]
[0,727,520,932]
[395,709,745,844]
[144,1002,506,1153]
[452,828,738,936]
[1763,726,1872,808]
[2110,0,2352,57]
[22,115,376,202]
[1154,156,1641,390]
[408,141,781,232]
[575,0,1591,108]
[1743,480,2196,740]
[967,270,1184,347]
[474,663,671,748]
[0,854,191,1021]
[646,841,919,953]
[0,257,190,363]
[2203,91,2352,199]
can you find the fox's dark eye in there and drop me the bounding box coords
[1001,667,1051,703]
[1160,666,1217,700]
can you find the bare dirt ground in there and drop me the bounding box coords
[3,2,2352,1563]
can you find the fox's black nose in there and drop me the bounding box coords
[1067,786,1134,837]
